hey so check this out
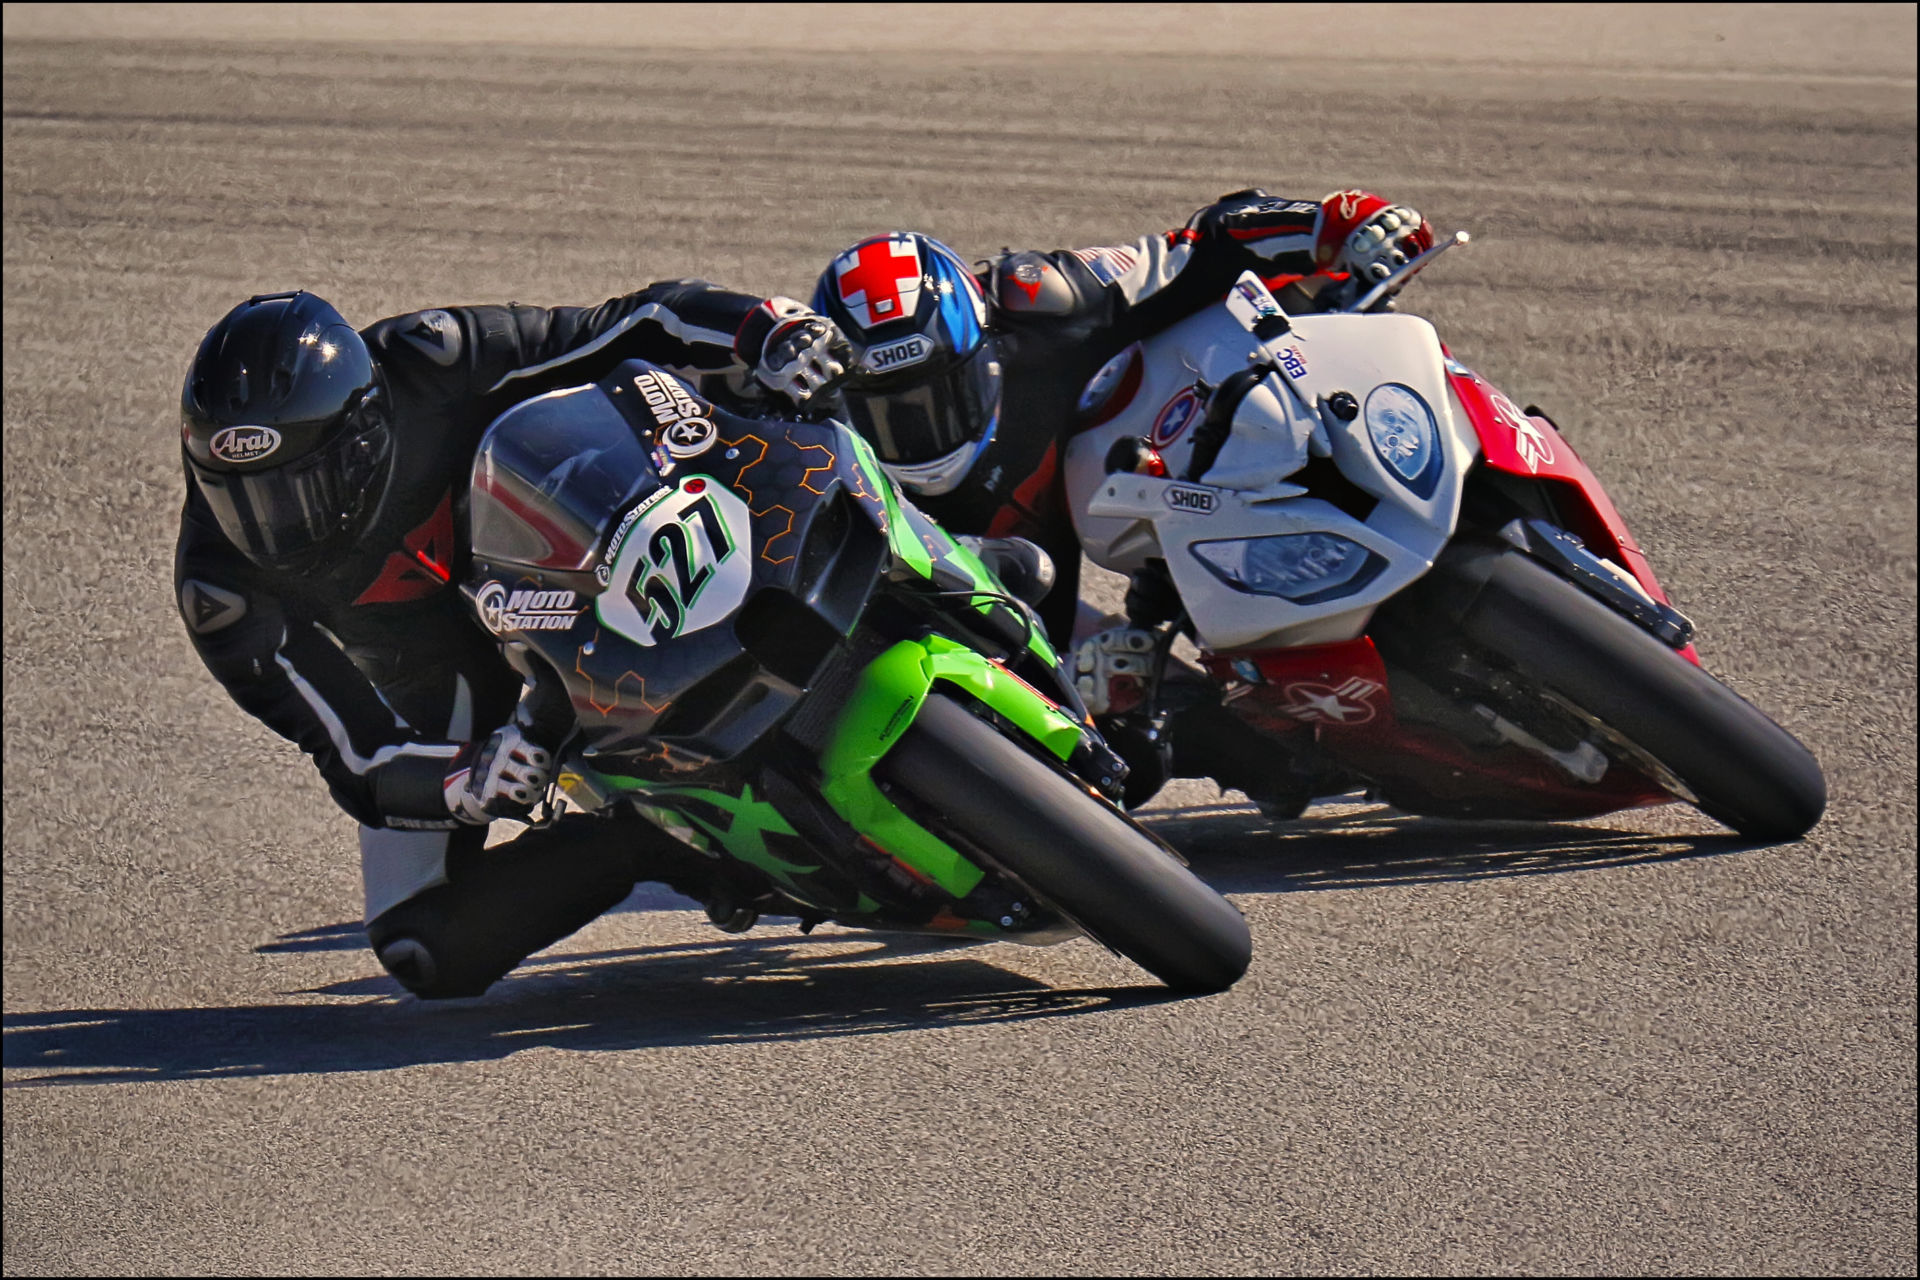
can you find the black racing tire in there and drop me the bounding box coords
[876,692,1252,992]
[1445,544,1827,841]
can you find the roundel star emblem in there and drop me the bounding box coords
[661,416,717,459]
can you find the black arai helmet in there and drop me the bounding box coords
[181,291,392,573]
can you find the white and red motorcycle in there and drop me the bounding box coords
[1063,234,1825,840]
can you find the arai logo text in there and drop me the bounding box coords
[476,581,584,633]
[210,425,282,464]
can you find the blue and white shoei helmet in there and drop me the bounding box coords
[812,232,1000,497]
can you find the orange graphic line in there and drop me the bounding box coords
[722,432,772,507]
[758,504,797,566]
[575,627,672,716]
[790,432,838,496]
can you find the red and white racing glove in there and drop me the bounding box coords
[1315,190,1435,282]
[734,297,852,410]
[443,724,552,825]
[1073,627,1157,718]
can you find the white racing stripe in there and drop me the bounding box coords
[1106,233,1196,307]
[276,652,462,776]
[485,304,737,395]
[1232,231,1318,258]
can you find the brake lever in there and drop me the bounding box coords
[1342,229,1471,315]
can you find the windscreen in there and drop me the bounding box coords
[469,385,657,571]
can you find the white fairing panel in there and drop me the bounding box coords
[1066,293,1479,651]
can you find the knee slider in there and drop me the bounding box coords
[367,887,513,999]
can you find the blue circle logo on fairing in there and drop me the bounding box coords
[1150,387,1204,447]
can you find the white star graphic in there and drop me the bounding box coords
[1286,686,1365,722]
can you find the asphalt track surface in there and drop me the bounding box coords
[3,6,1916,1275]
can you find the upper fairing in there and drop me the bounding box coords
[466,360,895,774]
[1066,296,1480,651]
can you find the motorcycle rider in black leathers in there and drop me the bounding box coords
[177,285,851,998]
[811,188,1435,807]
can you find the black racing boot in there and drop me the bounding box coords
[1100,711,1174,810]
[367,812,712,999]
[1165,695,1319,818]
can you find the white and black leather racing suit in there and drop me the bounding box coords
[915,188,1363,643]
[175,281,777,997]
[918,188,1405,802]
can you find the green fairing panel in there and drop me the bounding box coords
[593,634,1083,902]
[816,634,1084,897]
[875,465,1060,668]
[604,779,822,890]
[845,429,931,578]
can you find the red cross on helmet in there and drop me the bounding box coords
[811,232,1002,497]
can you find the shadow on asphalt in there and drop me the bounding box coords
[2,931,1169,1088]
[4,803,1758,1088]
[1134,801,1759,895]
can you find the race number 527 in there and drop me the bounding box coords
[597,477,754,647]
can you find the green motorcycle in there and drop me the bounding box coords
[463,360,1251,992]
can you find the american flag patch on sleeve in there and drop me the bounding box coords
[1068,245,1140,286]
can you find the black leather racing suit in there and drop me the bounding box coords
[176,281,769,996]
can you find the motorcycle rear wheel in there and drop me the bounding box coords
[1440,544,1827,841]
[876,692,1252,992]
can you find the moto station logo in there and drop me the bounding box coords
[633,371,718,459]
[476,581,583,634]
[209,425,282,464]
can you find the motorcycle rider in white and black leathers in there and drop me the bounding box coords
[177,285,849,998]
[813,188,1435,807]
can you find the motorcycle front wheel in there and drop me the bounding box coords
[1434,543,1828,841]
[875,692,1253,992]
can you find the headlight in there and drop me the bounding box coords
[1363,383,1440,497]
[1190,532,1385,603]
